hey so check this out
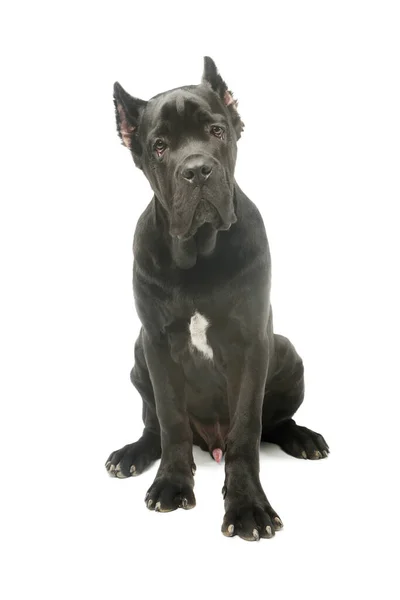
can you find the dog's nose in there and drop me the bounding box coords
[181,157,213,183]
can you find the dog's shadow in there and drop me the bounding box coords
[192,442,292,468]
[259,442,294,460]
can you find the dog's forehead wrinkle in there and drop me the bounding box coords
[145,87,228,137]
[154,89,210,115]
[176,94,185,117]
[162,98,202,122]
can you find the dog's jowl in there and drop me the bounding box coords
[105,57,329,541]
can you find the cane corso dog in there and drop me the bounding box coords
[105,57,329,541]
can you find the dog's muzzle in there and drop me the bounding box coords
[170,155,237,239]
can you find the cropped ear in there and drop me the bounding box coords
[202,56,245,139]
[113,82,147,152]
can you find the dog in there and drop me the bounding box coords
[105,57,329,541]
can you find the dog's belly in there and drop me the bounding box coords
[178,312,230,454]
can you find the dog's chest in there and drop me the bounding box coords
[188,312,213,361]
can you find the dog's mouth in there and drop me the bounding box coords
[173,199,236,241]
[180,200,219,239]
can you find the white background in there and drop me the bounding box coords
[1,1,399,598]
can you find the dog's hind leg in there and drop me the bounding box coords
[105,329,162,478]
[261,334,329,460]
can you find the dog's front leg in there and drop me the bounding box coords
[222,340,283,540]
[143,331,195,513]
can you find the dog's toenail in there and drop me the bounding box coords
[147,499,153,508]
[274,517,283,528]
[314,450,322,458]
[227,524,234,535]
[301,451,307,459]
[105,461,111,468]
[266,525,273,536]
[192,466,196,475]
[182,498,188,508]
[253,529,260,541]
[155,501,161,511]
[130,465,136,474]
[322,450,328,457]
[115,463,125,478]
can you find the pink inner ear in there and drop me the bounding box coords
[224,90,235,107]
[117,104,136,148]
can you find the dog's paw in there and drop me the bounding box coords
[145,475,196,513]
[221,498,283,541]
[269,422,329,460]
[105,435,161,478]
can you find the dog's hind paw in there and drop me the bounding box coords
[105,433,161,478]
[267,420,329,460]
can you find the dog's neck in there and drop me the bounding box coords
[154,190,237,270]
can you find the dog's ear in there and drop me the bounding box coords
[113,82,147,152]
[202,56,244,139]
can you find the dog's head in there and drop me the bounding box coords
[114,57,244,244]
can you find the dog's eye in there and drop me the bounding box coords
[210,125,224,138]
[154,139,167,155]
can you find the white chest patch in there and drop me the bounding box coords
[189,312,213,360]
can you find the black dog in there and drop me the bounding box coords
[106,57,329,541]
